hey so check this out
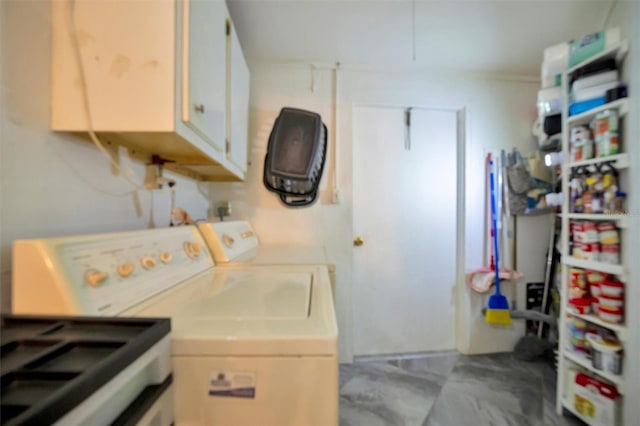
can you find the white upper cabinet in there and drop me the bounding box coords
[182,0,227,153]
[51,0,250,181]
[227,19,250,173]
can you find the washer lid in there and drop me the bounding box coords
[126,265,337,356]
[147,271,312,320]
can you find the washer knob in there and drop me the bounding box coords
[85,269,109,287]
[223,234,235,248]
[184,241,202,259]
[140,256,157,270]
[117,262,135,278]
[159,252,173,264]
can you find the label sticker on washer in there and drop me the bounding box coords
[208,371,256,398]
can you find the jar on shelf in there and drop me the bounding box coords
[570,126,594,161]
[604,191,626,214]
[591,109,620,157]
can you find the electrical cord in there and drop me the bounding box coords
[67,0,145,191]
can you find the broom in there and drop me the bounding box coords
[468,153,522,292]
[485,159,512,325]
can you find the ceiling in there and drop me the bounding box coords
[226,0,615,77]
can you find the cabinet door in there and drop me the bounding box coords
[227,20,250,173]
[182,0,226,152]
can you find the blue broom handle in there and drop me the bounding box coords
[489,160,501,295]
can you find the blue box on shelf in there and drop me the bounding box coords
[569,97,607,116]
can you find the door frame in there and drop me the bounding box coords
[350,102,467,356]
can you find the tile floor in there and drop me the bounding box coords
[339,352,584,426]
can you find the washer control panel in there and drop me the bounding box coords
[13,226,214,316]
[197,221,259,263]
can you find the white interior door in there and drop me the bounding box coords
[352,106,458,356]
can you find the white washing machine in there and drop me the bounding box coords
[198,221,336,293]
[11,225,338,426]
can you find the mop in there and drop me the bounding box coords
[485,158,512,325]
[468,153,522,293]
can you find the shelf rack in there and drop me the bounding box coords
[567,310,627,341]
[563,350,625,391]
[567,98,629,126]
[562,257,626,277]
[555,37,632,426]
[566,40,630,76]
[567,152,630,169]
[562,213,629,228]
[562,398,606,425]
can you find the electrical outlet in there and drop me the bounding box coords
[214,201,231,220]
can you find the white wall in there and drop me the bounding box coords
[0,1,210,312]
[211,63,550,361]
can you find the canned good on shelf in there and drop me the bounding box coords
[573,221,599,243]
[576,242,600,261]
[570,126,594,161]
[597,222,619,245]
[591,109,620,157]
[600,244,620,264]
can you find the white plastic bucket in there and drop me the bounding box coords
[586,334,623,375]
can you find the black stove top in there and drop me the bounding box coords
[1,315,171,425]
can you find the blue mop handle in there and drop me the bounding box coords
[489,160,501,295]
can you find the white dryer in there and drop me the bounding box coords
[198,221,336,293]
[12,226,338,426]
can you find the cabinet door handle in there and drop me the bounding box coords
[194,104,205,113]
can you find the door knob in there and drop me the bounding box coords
[353,237,363,246]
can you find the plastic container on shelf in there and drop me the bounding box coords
[605,85,627,102]
[568,28,622,67]
[572,373,620,425]
[542,28,621,87]
[586,334,623,375]
[565,314,575,351]
[572,69,619,92]
[586,270,608,285]
[542,43,568,88]
[544,114,562,135]
[570,297,593,314]
[570,316,588,351]
[600,281,624,297]
[572,81,621,103]
[538,86,564,117]
[599,295,624,311]
[569,97,607,116]
[569,268,589,299]
[599,306,623,324]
